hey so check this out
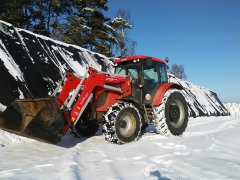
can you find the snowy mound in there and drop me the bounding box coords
[0,20,228,117]
[169,74,229,117]
[224,103,240,117]
[0,20,113,108]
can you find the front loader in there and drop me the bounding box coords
[0,56,189,144]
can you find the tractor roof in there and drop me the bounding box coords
[114,55,166,65]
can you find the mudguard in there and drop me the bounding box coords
[152,82,183,106]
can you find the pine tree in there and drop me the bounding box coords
[28,0,72,36]
[0,0,71,37]
[0,0,30,28]
[61,0,115,56]
[0,1,136,57]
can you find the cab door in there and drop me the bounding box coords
[142,61,163,104]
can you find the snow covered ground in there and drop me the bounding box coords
[0,110,239,179]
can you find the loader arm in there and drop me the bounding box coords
[0,67,131,144]
[57,67,131,133]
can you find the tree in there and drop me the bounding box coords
[109,9,136,57]
[0,0,71,36]
[0,1,136,57]
[0,0,30,28]
[29,0,72,36]
[170,64,187,80]
[59,0,116,56]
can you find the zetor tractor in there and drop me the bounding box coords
[0,55,188,144]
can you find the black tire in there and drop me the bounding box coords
[73,119,99,137]
[103,102,142,144]
[154,89,188,136]
[72,107,99,137]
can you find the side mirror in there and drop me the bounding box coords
[165,57,169,63]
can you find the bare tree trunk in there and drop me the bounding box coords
[47,0,52,34]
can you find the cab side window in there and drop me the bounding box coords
[159,64,168,83]
[143,67,158,83]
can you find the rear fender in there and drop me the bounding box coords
[152,83,183,106]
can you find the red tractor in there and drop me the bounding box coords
[0,55,188,144]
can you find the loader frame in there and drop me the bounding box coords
[55,67,132,133]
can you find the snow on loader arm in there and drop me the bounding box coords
[0,97,65,144]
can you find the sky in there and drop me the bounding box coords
[105,0,240,103]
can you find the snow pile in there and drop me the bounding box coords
[224,103,240,117]
[0,20,113,108]
[169,74,229,117]
[0,20,228,118]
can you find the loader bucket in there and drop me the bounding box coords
[0,97,65,144]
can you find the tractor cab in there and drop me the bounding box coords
[114,56,168,106]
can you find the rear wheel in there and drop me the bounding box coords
[103,102,142,144]
[154,89,188,136]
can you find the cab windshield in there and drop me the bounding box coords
[115,60,168,84]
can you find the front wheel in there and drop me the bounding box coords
[73,119,99,137]
[72,107,99,137]
[103,102,142,144]
[154,89,188,136]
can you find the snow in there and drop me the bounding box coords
[0,103,6,112]
[17,28,112,70]
[17,28,107,62]
[0,40,25,82]
[0,21,15,38]
[104,24,116,32]
[83,7,96,13]
[224,103,240,117]
[111,18,133,28]
[14,27,35,64]
[0,19,237,179]
[81,50,102,71]
[16,28,113,75]
[169,74,228,117]
[0,20,115,102]
[51,45,87,76]
[0,114,239,179]
[18,88,24,99]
